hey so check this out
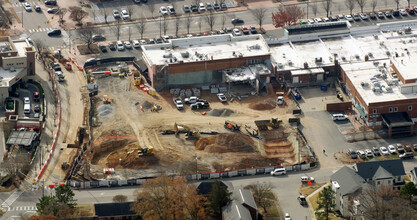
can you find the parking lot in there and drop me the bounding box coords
[9,82,42,119]
[91,0,236,23]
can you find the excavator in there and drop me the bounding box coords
[174,122,200,139]
[138,146,154,156]
[224,120,240,131]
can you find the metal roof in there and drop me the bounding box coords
[6,130,37,146]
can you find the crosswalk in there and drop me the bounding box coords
[7,206,38,212]
[11,1,38,7]
[1,191,23,207]
[28,27,54,33]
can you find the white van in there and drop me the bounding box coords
[332,114,348,121]
[270,168,286,176]
[24,104,31,114]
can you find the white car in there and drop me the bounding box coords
[332,114,348,121]
[307,19,314,24]
[345,14,353,21]
[132,40,140,48]
[160,6,168,16]
[113,9,120,19]
[173,97,184,110]
[380,146,389,156]
[322,17,330,22]
[121,8,130,20]
[284,213,291,220]
[387,145,397,154]
[117,41,124,51]
[356,150,366,159]
[199,3,206,12]
[233,28,241,36]
[217,93,227,102]
[270,168,286,176]
[23,3,32,12]
[399,9,407,16]
[277,96,284,105]
[314,18,323,23]
[24,97,30,104]
[140,39,147,45]
[124,41,132,49]
[187,34,193,38]
[364,149,373,157]
[301,176,315,183]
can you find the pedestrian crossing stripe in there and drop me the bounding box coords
[8,206,38,211]
[28,28,53,33]
[12,2,38,7]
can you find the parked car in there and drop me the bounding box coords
[220,2,227,10]
[92,35,106,42]
[345,14,354,21]
[148,38,155,44]
[121,8,130,20]
[24,97,30,104]
[117,41,124,51]
[414,144,417,151]
[348,149,358,159]
[233,28,241,36]
[364,149,373,157]
[156,38,163,44]
[352,13,361,21]
[47,29,61,36]
[356,150,366,159]
[369,12,376,19]
[98,44,107,52]
[167,6,176,14]
[388,145,397,154]
[372,147,381,156]
[35,5,41,12]
[113,9,120,19]
[377,11,385,18]
[199,3,205,12]
[307,19,314,24]
[330,16,338,21]
[298,195,307,206]
[332,114,348,121]
[44,0,57,5]
[241,26,249,35]
[133,0,141,4]
[206,2,213,10]
[337,14,344,20]
[191,4,198,12]
[217,30,225,34]
[231,18,244,25]
[225,27,232,33]
[396,9,404,16]
[124,41,132,49]
[173,97,184,110]
[314,17,323,23]
[380,146,389,156]
[396,144,405,154]
[183,5,190,13]
[47,8,59,14]
[406,7,415,14]
[140,39,147,45]
[163,35,170,42]
[108,42,115,50]
[34,113,40,118]
[399,152,414,159]
[132,40,140,48]
[301,176,315,183]
[217,93,227,102]
[250,26,257,34]
[359,13,368,20]
[213,2,220,10]
[33,92,40,102]
[160,6,168,15]
[34,105,40,112]
[284,213,291,220]
[385,11,392,17]
[23,3,32,12]
[270,167,286,176]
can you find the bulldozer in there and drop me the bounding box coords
[254,118,283,131]
[138,146,154,156]
[174,122,200,139]
[224,120,240,131]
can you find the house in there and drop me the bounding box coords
[410,167,417,184]
[222,189,258,220]
[93,202,136,220]
[331,160,406,217]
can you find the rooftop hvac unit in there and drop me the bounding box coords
[355,54,360,60]
[341,56,346,61]
[288,60,293,66]
[361,82,369,87]
[278,63,284,69]
[303,62,308,69]
[315,57,322,63]
[386,51,391,56]
[163,53,172,58]
[386,87,393,93]
[368,52,373,57]
[181,51,189,58]
[372,86,381,93]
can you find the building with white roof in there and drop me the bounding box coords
[0,36,35,103]
[141,34,271,91]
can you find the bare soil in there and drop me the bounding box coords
[78,65,314,180]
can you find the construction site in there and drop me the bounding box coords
[67,62,314,181]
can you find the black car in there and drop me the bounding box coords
[133,0,141,4]
[99,44,107,52]
[183,5,190,13]
[213,2,220,10]
[34,105,41,112]
[372,147,381,156]
[250,26,257,34]
[156,38,163,44]
[392,9,400,16]
[369,12,376,19]
[35,5,41,12]
[348,149,357,159]
[399,152,414,159]
[191,4,198,12]
[44,0,57,5]
[108,42,116,50]
[92,35,106,42]
[231,18,244,25]
[47,29,61,36]
[141,0,148,3]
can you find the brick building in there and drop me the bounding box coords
[0,36,35,103]
[140,34,271,91]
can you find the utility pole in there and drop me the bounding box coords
[307,1,309,19]
[159,16,162,37]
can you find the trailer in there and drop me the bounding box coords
[290,88,302,100]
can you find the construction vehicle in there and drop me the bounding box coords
[65,62,72,71]
[174,122,200,139]
[103,95,112,104]
[245,125,259,137]
[61,161,70,170]
[255,118,283,131]
[133,70,142,86]
[138,146,154,156]
[151,104,162,112]
[224,120,240,131]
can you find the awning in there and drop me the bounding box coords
[355,105,367,118]
[381,112,414,128]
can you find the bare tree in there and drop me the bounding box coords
[77,28,95,50]
[136,16,146,39]
[163,17,169,35]
[322,0,332,17]
[175,17,181,37]
[246,182,274,214]
[126,5,134,21]
[198,17,202,33]
[91,8,97,23]
[112,195,128,202]
[69,6,88,26]
[407,0,411,7]
[356,0,367,13]
[394,0,400,9]
[311,3,318,17]
[128,27,132,41]
[100,8,109,24]
[57,7,67,25]
[171,0,179,13]
[205,10,216,31]
[110,19,122,40]
[252,8,267,32]
[345,0,356,15]
[32,39,45,56]
[2,153,30,181]
[221,13,226,29]
[185,13,193,34]
[370,0,377,12]
[147,2,156,19]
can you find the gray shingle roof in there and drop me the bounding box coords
[373,166,393,180]
[222,200,252,220]
[331,166,367,196]
[355,159,405,179]
[234,189,257,210]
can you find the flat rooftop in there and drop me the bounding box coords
[6,130,37,146]
[340,60,417,105]
[141,34,270,66]
[13,40,29,57]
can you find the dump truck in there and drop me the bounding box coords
[224,120,240,131]
[254,118,282,130]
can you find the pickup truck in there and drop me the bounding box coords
[298,195,307,206]
[301,176,315,183]
[191,101,210,110]
[185,96,198,104]
[173,97,184,110]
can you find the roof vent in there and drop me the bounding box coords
[163,53,172,58]
[361,82,369,87]
[181,51,189,58]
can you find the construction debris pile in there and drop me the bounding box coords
[195,133,256,153]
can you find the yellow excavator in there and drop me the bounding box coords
[138,146,154,156]
[174,122,200,139]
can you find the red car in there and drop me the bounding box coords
[33,92,40,102]
[241,26,249,35]
[406,7,415,14]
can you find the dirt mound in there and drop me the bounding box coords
[91,139,135,165]
[208,108,236,117]
[195,133,255,153]
[106,142,159,169]
[249,102,276,110]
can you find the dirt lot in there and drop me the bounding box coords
[77,65,313,180]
